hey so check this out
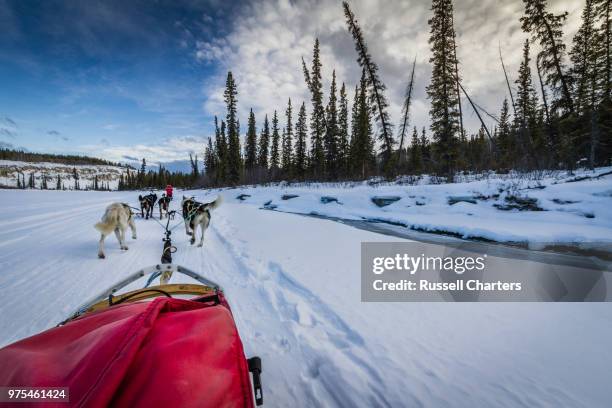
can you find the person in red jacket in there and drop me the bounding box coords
[165,184,173,200]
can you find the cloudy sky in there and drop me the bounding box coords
[0,0,583,167]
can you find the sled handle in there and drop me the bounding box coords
[248,357,263,406]
[59,264,222,325]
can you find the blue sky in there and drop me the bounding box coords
[0,0,236,166]
[0,0,583,167]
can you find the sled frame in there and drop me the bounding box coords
[59,264,222,325]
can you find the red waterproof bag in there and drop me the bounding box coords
[0,296,256,408]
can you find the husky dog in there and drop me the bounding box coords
[182,195,222,247]
[95,203,137,259]
[158,194,172,219]
[138,193,157,219]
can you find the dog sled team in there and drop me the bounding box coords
[138,184,174,219]
[94,183,223,258]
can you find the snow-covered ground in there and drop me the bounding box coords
[226,167,612,247]
[1,189,612,407]
[0,159,129,190]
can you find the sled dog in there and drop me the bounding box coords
[159,194,172,219]
[138,193,157,219]
[182,195,222,247]
[95,203,137,259]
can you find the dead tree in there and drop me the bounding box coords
[343,1,395,174]
[499,45,518,115]
[398,56,417,165]
[457,82,496,151]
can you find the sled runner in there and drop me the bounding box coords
[0,264,264,407]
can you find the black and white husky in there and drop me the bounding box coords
[158,194,172,219]
[95,203,137,259]
[138,193,157,219]
[182,195,222,247]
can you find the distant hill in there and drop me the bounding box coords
[0,148,199,191]
[0,148,125,167]
[0,150,131,190]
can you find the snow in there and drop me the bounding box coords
[224,167,612,246]
[1,188,612,406]
[0,159,129,190]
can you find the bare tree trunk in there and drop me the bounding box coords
[500,44,530,167]
[499,45,517,115]
[590,56,600,169]
[452,13,465,140]
[343,2,393,160]
[536,56,551,125]
[457,82,495,148]
[398,57,417,166]
[536,54,554,168]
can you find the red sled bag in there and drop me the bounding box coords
[0,295,261,408]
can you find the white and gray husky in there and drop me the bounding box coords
[182,195,222,247]
[94,203,137,259]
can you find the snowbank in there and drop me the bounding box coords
[224,167,612,246]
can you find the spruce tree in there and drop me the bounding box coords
[189,153,199,178]
[338,83,350,178]
[258,114,270,169]
[72,168,78,190]
[217,121,228,183]
[456,126,469,171]
[409,127,422,173]
[324,71,340,179]
[571,0,599,114]
[282,99,293,178]
[515,39,540,168]
[270,110,280,174]
[213,117,227,184]
[570,0,601,167]
[595,0,612,98]
[204,137,216,182]
[350,84,360,167]
[536,54,553,136]
[497,98,514,169]
[420,127,430,171]
[521,0,574,113]
[427,0,461,177]
[308,39,326,178]
[294,102,308,179]
[224,71,242,184]
[351,71,376,179]
[245,108,258,173]
[595,0,612,165]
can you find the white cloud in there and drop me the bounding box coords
[197,0,583,140]
[79,135,208,164]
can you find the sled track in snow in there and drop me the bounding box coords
[204,221,395,407]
